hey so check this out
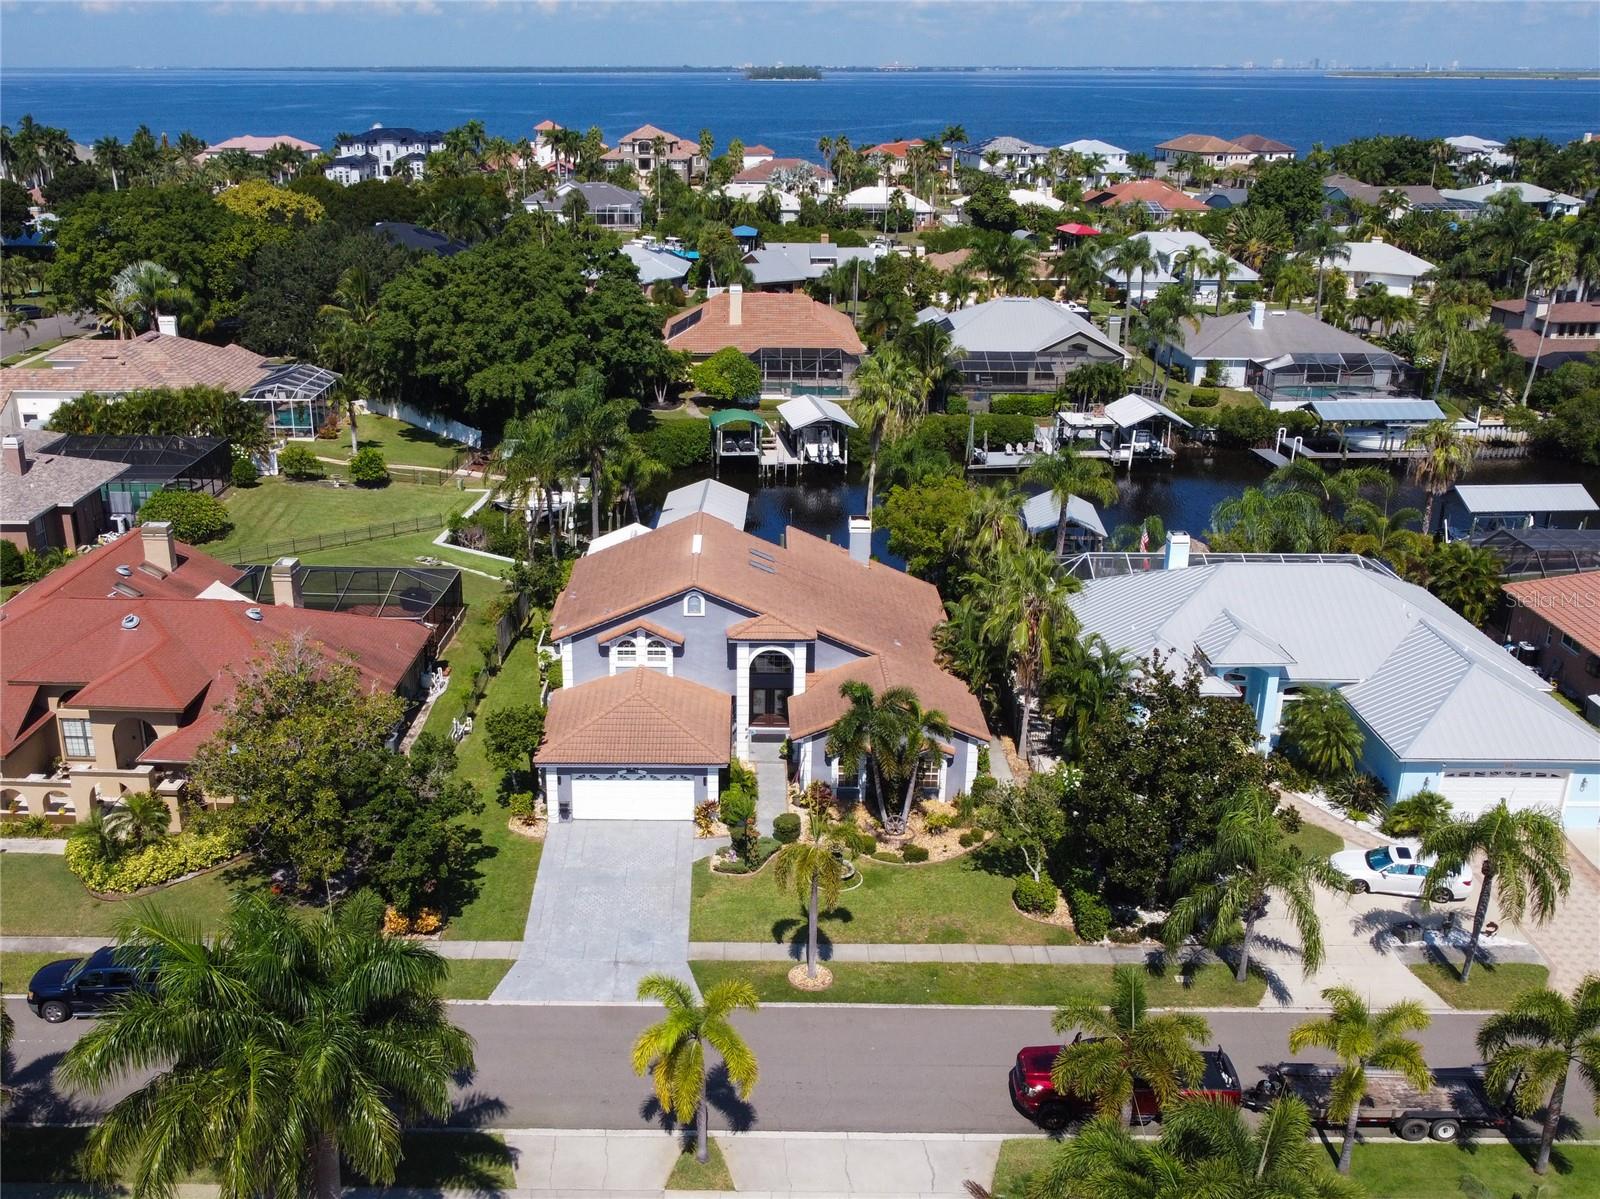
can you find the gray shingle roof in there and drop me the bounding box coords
[925,297,1124,358]
[1176,308,1393,363]
[1,454,129,526]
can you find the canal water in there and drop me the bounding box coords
[641,453,1600,569]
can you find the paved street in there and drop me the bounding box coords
[0,311,96,360]
[6,999,1592,1136]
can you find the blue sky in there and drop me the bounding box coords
[2,1,1596,71]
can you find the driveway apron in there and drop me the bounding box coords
[493,820,696,1002]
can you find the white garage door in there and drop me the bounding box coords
[1437,770,1568,820]
[569,774,694,821]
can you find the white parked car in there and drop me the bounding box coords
[1331,842,1473,903]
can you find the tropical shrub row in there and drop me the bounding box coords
[66,829,239,893]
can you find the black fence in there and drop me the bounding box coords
[229,514,447,564]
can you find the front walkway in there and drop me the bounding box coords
[0,838,67,854]
[492,821,697,1003]
[749,737,788,835]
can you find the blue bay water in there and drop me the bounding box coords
[3,68,1598,152]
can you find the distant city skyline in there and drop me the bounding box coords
[1,1,1596,72]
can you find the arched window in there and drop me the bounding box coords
[683,592,705,617]
[645,639,671,669]
[613,639,639,668]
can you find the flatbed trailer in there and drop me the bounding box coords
[1248,1063,1508,1143]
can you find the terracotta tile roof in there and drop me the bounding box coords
[534,119,562,132]
[1504,573,1600,654]
[550,515,989,740]
[731,158,833,186]
[864,139,924,158]
[536,668,730,765]
[1157,134,1247,155]
[1231,134,1294,155]
[727,613,814,641]
[0,332,274,410]
[743,144,775,156]
[1492,298,1600,323]
[1086,179,1208,212]
[197,134,320,160]
[1504,329,1600,359]
[597,618,684,646]
[663,291,865,356]
[1,535,429,758]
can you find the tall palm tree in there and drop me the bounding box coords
[57,892,473,1199]
[959,481,1028,564]
[1103,237,1156,346]
[113,261,191,334]
[317,265,386,444]
[1301,221,1352,319]
[631,973,758,1165]
[1404,420,1478,534]
[1417,280,1491,401]
[973,231,1037,296]
[1208,251,1235,314]
[1288,988,1432,1174]
[602,441,667,527]
[1477,975,1600,1176]
[553,372,634,541]
[850,348,919,512]
[1050,965,1211,1124]
[772,824,847,981]
[1422,801,1571,983]
[895,319,963,412]
[1172,243,1209,296]
[497,411,566,560]
[824,681,945,834]
[1023,444,1119,557]
[94,289,139,340]
[1166,789,1347,984]
[967,542,1077,760]
[1041,634,1131,762]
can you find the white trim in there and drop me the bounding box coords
[683,591,705,617]
[560,639,574,689]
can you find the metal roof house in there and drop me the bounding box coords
[618,240,693,288]
[741,241,882,292]
[1070,537,1600,831]
[1438,484,1598,542]
[918,297,1128,396]
[1103,231,1257,303]
[1022,491,1107,552]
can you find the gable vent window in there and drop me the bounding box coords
[684,592,705,617]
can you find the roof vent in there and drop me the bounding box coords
[245,607,264,622]
[115,564,133,577]
[691,533,703,555]
[120,613,140,630]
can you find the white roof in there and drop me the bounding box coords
[586,522,653,554]
[924,297,1127,359]
[656,479,750,530]
[1060,139,1127,157]
[1022,491,1108,538]
[1103,393,1193,429]
[1335,239,1435,279]
[1009,188,1064,212]
[1072,560,1600,764]
[778,395,859,430]
[840,185,933,214]
[196,579,252,602]
[1108,231,1258,286]
[1440,181,1583,208]
[1444,135,1506,153]
[1450,484,1598,515]
[720,182,802,213]
[620,241,692,285]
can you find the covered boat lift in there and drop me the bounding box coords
[710,409,768,474]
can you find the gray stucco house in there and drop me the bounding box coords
[537,481,991,821]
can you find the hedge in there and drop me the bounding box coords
[634,420,710,469]
[1066,887,1112,942]
[990,395,1057,417]
[136,491,233,544]
[65,830,239,894]
[1013,875,1058,914]
[915,413,1040,457]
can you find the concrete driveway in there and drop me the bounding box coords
[493,820,696,1003]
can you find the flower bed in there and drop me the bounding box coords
[65,831,240,895]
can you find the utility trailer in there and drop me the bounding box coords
[1248,1063,1508,1143]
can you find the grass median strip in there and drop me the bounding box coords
[666,1139,734,1191]
[1409,961,1550,1010]
[440,958,515,999]
[689,960,1267,1007]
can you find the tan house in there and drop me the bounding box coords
[601,124,702,184]
[0,526,432,828]
[663,286,865,396]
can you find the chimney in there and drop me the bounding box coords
[728,284,743,327]
[1163,531,1192,570]
[140,521,177,574]
[819,231,829,244]
[1370,235,1384,244]
[156,314,178,337]
[270,556,302,607]
[1248,300,1266,330]
[848,516,872,564]
[2,435,28,476]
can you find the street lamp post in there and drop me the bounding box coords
[1518,293,1553,406]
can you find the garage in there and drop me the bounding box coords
[1437,769,1568,820]
[569,773,696,821]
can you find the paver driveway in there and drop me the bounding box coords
[493,820,696,1002]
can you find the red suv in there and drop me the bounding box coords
[1010,1041,1242,1129]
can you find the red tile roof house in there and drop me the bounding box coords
[538,488,990,821]
[662,286,865,398]
[1501,573,1600,712]
[195,134,322,163]
[601,124,703,184]
[1491,298,1600,373]
[863,139,925,178]
[0,525,433,828]
[1085,179,1209,216]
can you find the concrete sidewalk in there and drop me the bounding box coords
[690,941,1157,964]
[0,838,67,854]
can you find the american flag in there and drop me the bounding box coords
[1138,524,1149,552]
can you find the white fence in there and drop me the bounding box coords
[369,400,483,450]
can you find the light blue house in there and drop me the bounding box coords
[1069,535,1600,833]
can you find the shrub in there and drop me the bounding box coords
[1275,803,1304,835]
[1108,926,1145,944]
[694,801,718,836]
[1066,887,1112,941]
[633,420,709,469]
[1202,359,1226,387]
[278,443,326,480]
[136,490,233,544]
[65,829,238,893]
[230,457,260,488]
[0,539,24,585]
[690,347,761,403]
[871,850,903,863]
[508,792,538,822]
[991,394,1057,417]
[713,858,750,875]
[1012,875,1058,914]
[5,813,56,838]
[772,812,801,843]
[1382,789,1452,839]
[976,745,991,776]
[1187,388,1220,408]
[348,446,390,486]
[1328,771,1388,821]
[922,803,959,833]
[945,396,968,415]
[902,843,930,863]
[843,826,877,856]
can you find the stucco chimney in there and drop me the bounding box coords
[728,284,743,327]
[1,435,28,476]
[1163,531,1192,570]
[1248,301,1266,330]
[140,521,177,574]
[848,517,872,564]
[819,231,829,244]
[156,314,178,337]
[270,556,302,607]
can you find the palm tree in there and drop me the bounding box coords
[67,808,122,863]
[1050,965,1211,1124]
[824,681,947,835]
[1423,539,1504,627]
[57,892,473,1199]
[1166,789,1347,985]
[112,261,191,334]
[1301,221,1352,319]
[1417,281,1491,401]
[602,441,668,527]
[1023,444,1119,557]
[1288,988,1432,1174]
[1041,634,1131,761]
[1172,243,1209,296]
[1103,237,1156,346]
[973,231,1037,295]
[104,791,170,849]
[772,824,847,981]
[895,319,963,412]
[1336,499,1428,572]
[1208,251,1235,314]
[631,973,758,1165]
[553,371,634,541]
[497,411,566,560]
[317,265,385,445]
[1404,420,1478,534]
[1279,686,1365,779]
[850,348,919,512]
[1477,975,1600,1176]
[1422,801,1571,983]
[1029,1095,1361,1199]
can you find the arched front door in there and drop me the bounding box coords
[749,650,794,729]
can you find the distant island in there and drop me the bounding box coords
[1331,68,1599,80]
[744,66,822,81]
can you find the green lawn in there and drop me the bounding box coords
[1409,961,1551,1010]
[296,412,469,470]
[0,950,76,993]
[666,1140,734,1190]
[1285,821,1343,861]
[691,960,1266,1007]
[691,854,1077,946]
[208,476,475,561]
[440,957,515,999]
[0,852,241,938]
[990,1141,1600,1199]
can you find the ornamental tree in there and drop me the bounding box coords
[690,346,761,404]
[136,490,233,544]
